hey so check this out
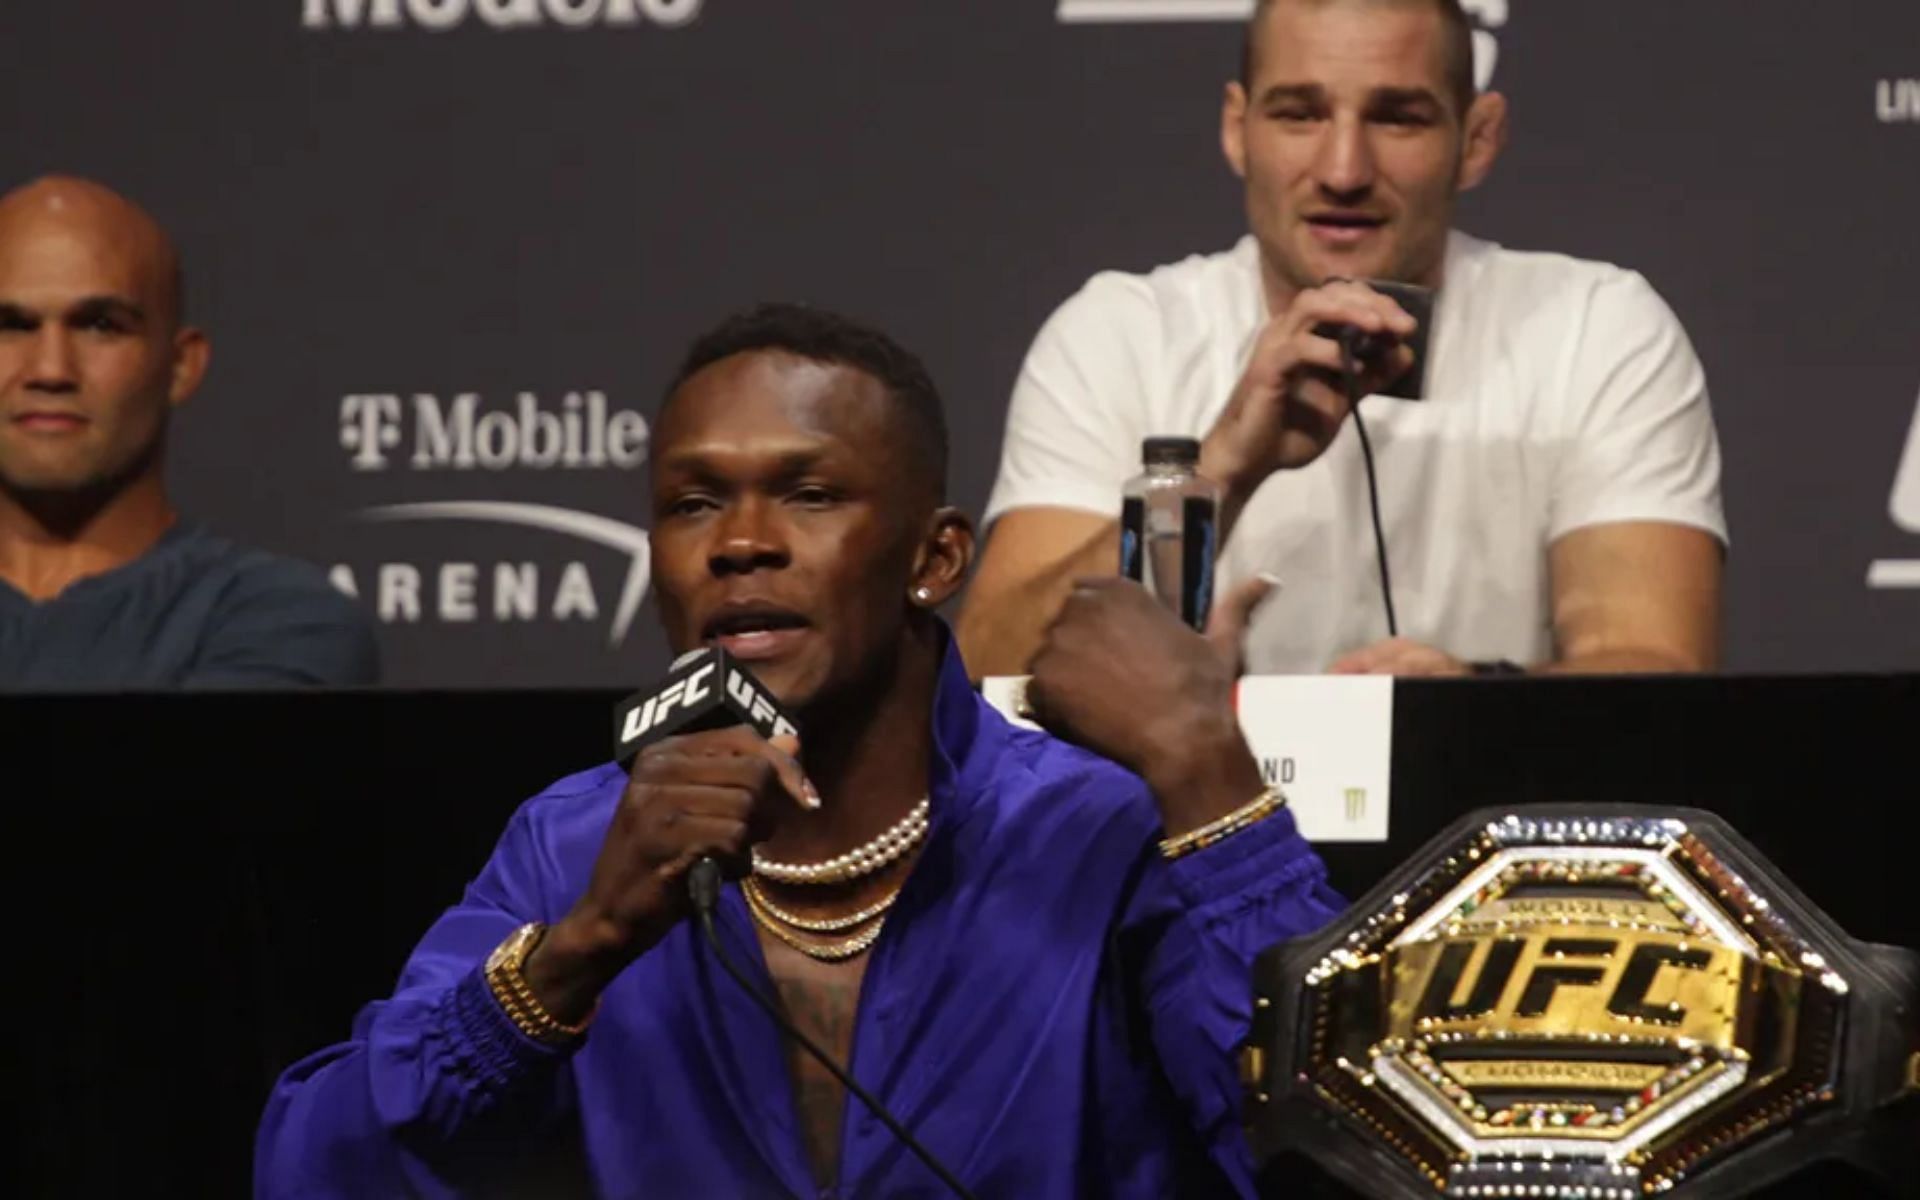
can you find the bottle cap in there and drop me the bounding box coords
[1142,436,1201,466]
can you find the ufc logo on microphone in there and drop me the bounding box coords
[621,663,717,742]
[728,669,799,738]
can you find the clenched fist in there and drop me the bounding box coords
[1025,578,1265,839]
[525,726,813,1022]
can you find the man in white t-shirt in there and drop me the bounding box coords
[958,0,1725,679]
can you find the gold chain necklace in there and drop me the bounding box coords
[744,876,900,932]
[743,878,887,962]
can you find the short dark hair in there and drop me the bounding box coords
[665,302,950,500]
[1241,0,1476,118]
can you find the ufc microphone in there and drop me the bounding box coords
[611,647,798,911]
[611,646,798,767]
[1311,278,1433,400]
[1310,278,1434,641]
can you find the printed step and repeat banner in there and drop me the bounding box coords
[4,1,1917,685]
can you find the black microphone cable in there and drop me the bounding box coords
[1340,330,1400,639]
[687,859,978,1200]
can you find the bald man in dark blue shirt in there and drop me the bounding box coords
[0,176,375,689]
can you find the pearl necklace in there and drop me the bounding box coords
[743,878,889,961]
[752,797,931,886]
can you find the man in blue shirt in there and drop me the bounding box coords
[257,303,1341,1198]
[0,175,377,689]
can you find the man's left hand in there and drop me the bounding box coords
[1327,637,1472,677]
[1026,577,1265,837]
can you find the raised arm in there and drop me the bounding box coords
[257,730,813,1198]
[963,275,1417,679]
[1023,576,1343,1194]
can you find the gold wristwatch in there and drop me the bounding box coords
[484,922,594,1047]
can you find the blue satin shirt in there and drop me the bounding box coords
[256,643,1343,1198]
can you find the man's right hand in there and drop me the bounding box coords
[1200,280,1419,498]
[960,279,1422,681]
[523,727,813,1024]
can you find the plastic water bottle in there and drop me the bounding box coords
[1120,436,1220,631]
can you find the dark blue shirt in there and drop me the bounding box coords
[0,519,378,690]
[256,642,1343,1198]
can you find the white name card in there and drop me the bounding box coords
[1234,676,1392,842]
[979,675,1394,843]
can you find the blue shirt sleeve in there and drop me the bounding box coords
[186,560,380,688]
[254,803,581,1199]
[1125,804,1345,1196]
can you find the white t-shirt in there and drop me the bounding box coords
[984,231,1727,672]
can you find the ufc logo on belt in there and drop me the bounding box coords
[1401,931,1738,1040]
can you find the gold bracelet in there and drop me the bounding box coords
[1159,786,1287,860]
[483,922,594,1046]
[493,966,589,1044]
[487,970,546,1039]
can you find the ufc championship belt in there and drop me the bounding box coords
[1245,806,1919,1198]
